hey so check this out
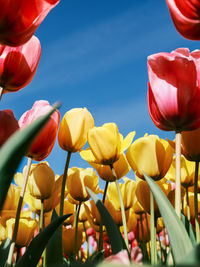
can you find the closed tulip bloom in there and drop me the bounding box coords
[55,199,75,225]
[127,208,137,232]
[87,153,131,182]
[147,48,200,131]
[0,36,41,95]
[0,0,60,46]
[6,218,37,247]
[183,192,200,219]
[62,226,83,255]
[166,155,195,187]
[81,124,135,165]
[66,167,99,202]
[126,135,174,180]
[19,100,60,161]
[181,127,200,162]
[15,162,55,199]
[58,108,94,153]
[166,0,200,40]
[0,109,19,147]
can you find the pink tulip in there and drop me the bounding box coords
[19,100,60,161]
[104,250,130,265]
[0,36,41,95]
[147,48,200,132]
[0,109,19,147]
[0,0,60,46]
[166,0,200,40]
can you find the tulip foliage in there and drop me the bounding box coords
[1,1,200,267]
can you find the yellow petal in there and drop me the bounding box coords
[121,131,136,152]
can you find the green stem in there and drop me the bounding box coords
[150,190,157,265]
[175,132,181,219]
[194,161,200,244]
[99,181,109,251]
[60,151,71,216]
[39,199,44,233]
[74,202,82,257]
[140,214,147,260]
[111,164,128,249]
[83,221,89,258]
[6,157,32,266]
[186,186,191,222]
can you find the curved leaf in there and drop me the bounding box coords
[144,173,193,264]
[0,102,60,211]
[16,213,71,267]
[0,238,11,267]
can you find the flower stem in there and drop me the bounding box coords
[186,186,191,222]
[6,157,32,266]
[60,151,71,216]
[74,202,82,257]
[175,132,181,219]
[39,199,44,233]
[194,161,200,244]
[83,221,89,258]
[99,181,109,251]
[150,190,157,265]
[0,86,3,101]
[111,165,129,249]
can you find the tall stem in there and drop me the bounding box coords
[74,202,82,257]
[110,165,129,249]
[39,199,44,233]
[0,86,3,101]
[60,151,71,216]
[150,191,157,265]
[99,181,109,251]
[6,157,32,266]
[186,186,191,222]
[175,132,181,219]
[194,161,200,243]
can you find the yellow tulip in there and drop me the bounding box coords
[127,208,137,232]
[6,218,37,247]
[126,134,174,180]
[85,153,131,182]
[2,184,21,211]
[183,192,200,219]
[0,223,6,242]
[55,199,75,225]
[66,167,99,202]
[80,123,135,165]
[58,108,94,152]
[181,127,200,162]
[166,155,194,188]
[62,226,83,255]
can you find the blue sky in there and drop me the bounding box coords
[2,0,200,185]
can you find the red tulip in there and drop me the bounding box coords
[0,35,41,95]
[0,109,19,147]
[166,0,200,40]
[0,0,60,46]
[19,100,60,161]
[147,48,200,132]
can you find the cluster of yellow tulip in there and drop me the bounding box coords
[1,106,200,264]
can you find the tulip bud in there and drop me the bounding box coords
[0,110,19,147]
[126,135,174,180]
[0,36,41,95]
[62,226,83,255]
[19,100,60,161]
[0,0,60,46]
[58,108,94,152]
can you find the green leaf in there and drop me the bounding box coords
[181,213,196,247]
[15,213,71,267]
[144,173,193,264]
[0,102,61,211]
[0,238,11,267]
[179,244,200,265]
[86,187,126,255]
[46,209,63,266]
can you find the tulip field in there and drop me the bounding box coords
[1,1,200,267]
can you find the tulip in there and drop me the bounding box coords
[55,199,75,225]
[127,208,137,232]
[66,167,99,202]
[83,153,131,182]
[6,218,37,247]
[80,123,135,165]
[19,100,60,161]
[0,36,41,96]
[0,110,19,147]
[58,108,94,153]
[148,48,200,132]
[62,226,83,255]
[183,192,200,219]
[15,162,55,199]
[0,0,60,46]
[126,135,174,180]
[166,0,200,40]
